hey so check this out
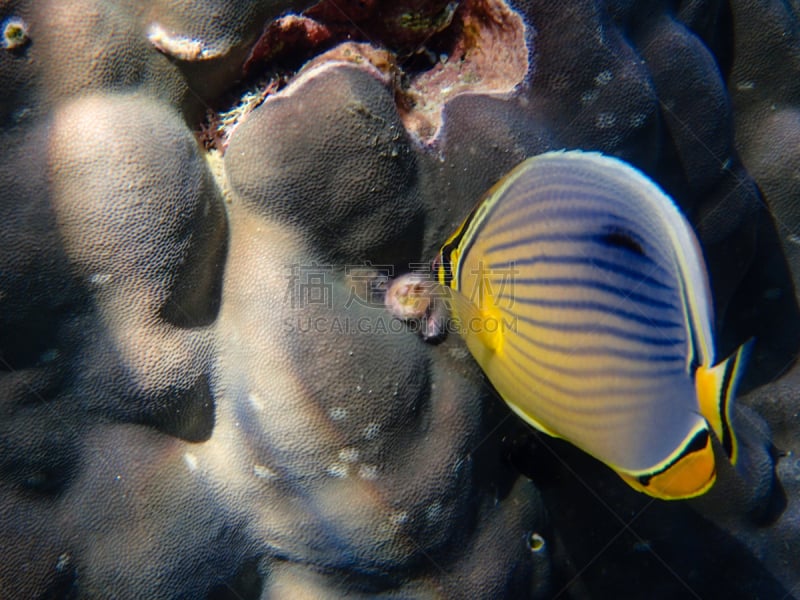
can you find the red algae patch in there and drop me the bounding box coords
[206,0,529,151]
[398,0,529,143]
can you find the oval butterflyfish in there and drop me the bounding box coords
[434,150,752,500]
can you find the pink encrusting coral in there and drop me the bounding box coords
[1,0,800,598]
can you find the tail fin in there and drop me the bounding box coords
[695,339,754,465]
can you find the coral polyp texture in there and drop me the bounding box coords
[1,0,799,598]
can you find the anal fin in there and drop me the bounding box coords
[618,427,716,500]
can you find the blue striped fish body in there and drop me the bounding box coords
[437,150,749,499]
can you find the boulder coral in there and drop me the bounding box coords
[0,0,799,598]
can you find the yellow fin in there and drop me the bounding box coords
[443,286,563,438]
[505,401,562,438]
[618,427,716,500]
[694,339,753,465]
[444,282,505,356]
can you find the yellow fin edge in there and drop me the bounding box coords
[694,339,753,466]
[618,426,716,500]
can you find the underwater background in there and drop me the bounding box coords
[1,0,799,597]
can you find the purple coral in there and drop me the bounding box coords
[1,0,799,598]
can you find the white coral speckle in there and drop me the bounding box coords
[389,511,409,526]
[253,464,278,480]
[425,502,443,522]
[630,113,647,128]
[327,462,349,478]
[248,392,265,412]
[329,406,348,421]
[183,452,198,471]
[338,447,360,463]
[594,70,613,86]
[580,89,599,105]
[89,273,112,286]
[55,553,71,572]
[363,422,381,440]
[595,112,616,129]
[358,464,379,480]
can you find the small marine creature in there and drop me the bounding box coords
[2,17,29,50]
[434,150,752,500]
[385,272,447,341]
[147,23,221,61]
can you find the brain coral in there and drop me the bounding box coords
[1,0,799,598]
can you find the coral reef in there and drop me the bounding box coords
[1,0,799,598]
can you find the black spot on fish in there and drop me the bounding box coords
[598,227,645,257]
